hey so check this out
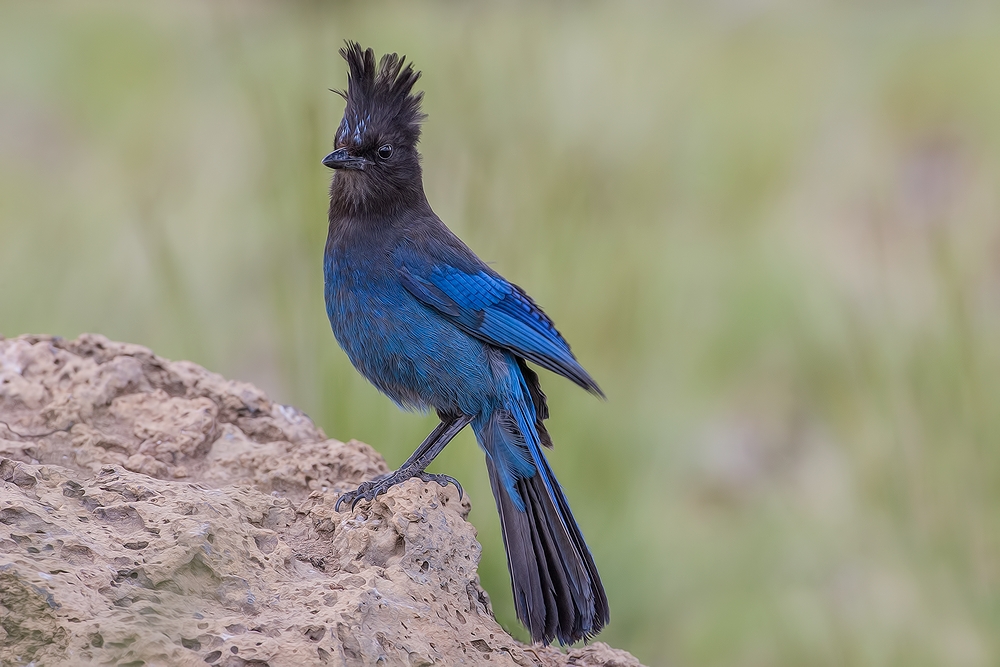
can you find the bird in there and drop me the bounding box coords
[321,42,609,646]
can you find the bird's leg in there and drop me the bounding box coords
[390,416,454,472]
[336,413,473,511]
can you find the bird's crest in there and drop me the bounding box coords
[336,42,425,148]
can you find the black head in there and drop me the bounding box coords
[325,42,427,212]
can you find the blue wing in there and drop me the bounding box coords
[398,261,603,396]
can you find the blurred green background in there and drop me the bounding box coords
[3,2,1000,665]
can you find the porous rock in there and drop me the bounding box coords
[0,334,642,667]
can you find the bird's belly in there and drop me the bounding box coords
[326,281,496,414]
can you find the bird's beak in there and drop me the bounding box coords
[322,147,368,171]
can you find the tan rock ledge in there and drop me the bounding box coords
[0,334,643,667]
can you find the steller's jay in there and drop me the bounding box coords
[322,42,609,645]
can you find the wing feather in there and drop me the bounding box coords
[398,262,602,396]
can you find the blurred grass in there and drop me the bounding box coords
[3,1,1000,665]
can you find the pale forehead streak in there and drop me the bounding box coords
[339,112,372,145]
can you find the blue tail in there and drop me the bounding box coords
[472,356,609,645]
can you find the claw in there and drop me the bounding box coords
[335,469,464,513]
[351,492,367,511]
[418,472,463,500]
[335,482,375,513]
[334,493,350,513]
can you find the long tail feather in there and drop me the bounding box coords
[484,445,609,645]
[474,352,608,644]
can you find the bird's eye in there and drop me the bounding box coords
[377,144,393,160]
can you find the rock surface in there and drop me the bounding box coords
[0,334,642,667]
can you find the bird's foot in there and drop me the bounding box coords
[335,468,463,512]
